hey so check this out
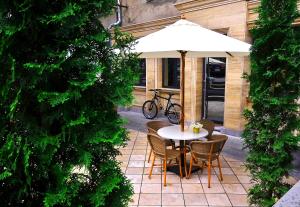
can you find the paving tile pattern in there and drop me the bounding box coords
[117,129,295,207]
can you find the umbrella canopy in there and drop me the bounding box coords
[133,19,251,58]
[133,19,251,131]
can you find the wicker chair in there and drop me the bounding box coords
[147,133,182,186]
[187,135,228,188]
[199,119,215,139]
[183,119,215,174]
[146,121,175,163]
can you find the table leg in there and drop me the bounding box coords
[166,140,200,177]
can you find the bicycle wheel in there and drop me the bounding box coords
[142,100,158,119]
[167,103,181,124]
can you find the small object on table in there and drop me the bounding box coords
[191,122,203,134]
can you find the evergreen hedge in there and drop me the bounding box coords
[0,0,139,206]
[243,0,300,206]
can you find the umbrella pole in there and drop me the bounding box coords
[179,51,187,131]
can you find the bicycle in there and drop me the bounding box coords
[142,89,182,124]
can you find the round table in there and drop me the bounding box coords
[157,125,208,176]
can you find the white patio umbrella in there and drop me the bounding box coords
[133,19,251,131]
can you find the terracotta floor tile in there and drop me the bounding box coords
[213,160,230,168]
[132,150,147,155]
[231,166,249,175]
[130,155,146,161]
[129,193,140,205]
[121,167,127,173]
[182,175,201,184]
[133,184,141,193]
[127,174,143,183]
[162,206,186,207]
[123,145,134,150]
[117,154,130,161]
[135,141,148,145]
[120,161,128,167]
[222,184,247,194]
[129,137,136,142]
[200,175,221,184]
[205,193,232,206]
[162,183,183,193]
[133,145,147,150]
[144,160,162,167]
[200,168,216,175]
[139,194,161,205]
[227,161,244,168]
[220,175,239,184]
[141,184,161,194]
[138,206,161,207]
[165,174,181,184]
[126,167,144,175]
[128,161,145,168]
[182,183,204,193]
[228,194,249,206]
[162,194,185,205]
[237,175,252,184]
[127,141,135,145]
[202,184,225,194]
[137,132,147,137]
[242,183,254,192]
[143,174,162,184]
[216,168,234,175]
[223,156,239,162]
[120,149,132,155]
[184,194,208,206]
[144,167,162,175]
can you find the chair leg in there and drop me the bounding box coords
[184,147,188,177]
[148,155,155,179]
[147,149,152,163]
[208,161,211,188]
[163,160,167,187]
[217,157,223,181]
[178,157,183,178]
[188,154,193,179]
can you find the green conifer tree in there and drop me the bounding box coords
[0,0,139,206]
[243,0,300,206]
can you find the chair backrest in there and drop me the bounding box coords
[200,119,215,139]
[146,121,172,134]
[147,133,166,157]
[190,135,228,161]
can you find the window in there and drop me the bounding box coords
[136,58,146,86]
[162,58,180,89]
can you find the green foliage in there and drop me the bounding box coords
[0,0,139,206]
[243,0,300,206]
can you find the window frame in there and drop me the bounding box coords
[136,58,146,87]
[162,58,180,89]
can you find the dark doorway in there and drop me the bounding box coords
[202,58,226,123]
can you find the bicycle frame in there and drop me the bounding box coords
[151,91,173,115]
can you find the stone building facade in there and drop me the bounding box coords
[108,0,300,136]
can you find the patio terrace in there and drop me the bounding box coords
[117,110,299,206]
[118,129,254,207]
[119,129,298,206]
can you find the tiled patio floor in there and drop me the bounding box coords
[118,129,254,207]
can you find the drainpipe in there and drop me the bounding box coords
[108,0,122,30]
[109,0,122,113]
[108,0,122,46]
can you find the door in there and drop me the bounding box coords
[202,57,226,123]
